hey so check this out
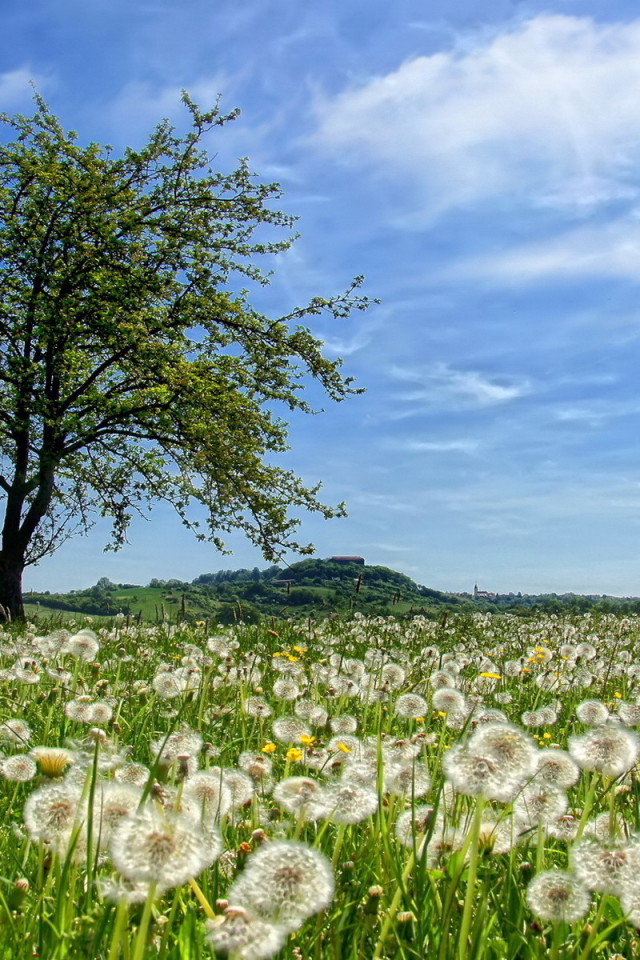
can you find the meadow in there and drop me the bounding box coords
[1,611,640,958]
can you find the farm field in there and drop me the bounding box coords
[0,612,640,958]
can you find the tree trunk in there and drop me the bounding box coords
[0,554,25,620]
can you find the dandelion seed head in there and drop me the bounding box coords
[395,693,428,719]
[568,724,639,777]
[576,700,609,725]
[2,754,37,782]
[571,838,640,895]
[272,718,311,744]
[206,907,284,960]
[110,805,220,887]
[226,840,334,933]
[526,870,591,923]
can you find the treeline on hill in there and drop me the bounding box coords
[25,560,464,622]
[24,561,640,622]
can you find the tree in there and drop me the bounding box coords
[0,94,372,618]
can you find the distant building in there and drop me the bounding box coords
[330,556,365,565]
[474,583,496,599]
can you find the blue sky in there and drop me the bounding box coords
[5,0,640,595]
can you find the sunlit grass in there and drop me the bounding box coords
[0,612,639,957]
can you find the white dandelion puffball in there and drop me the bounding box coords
[394,693,428,719]
[24,782,84,852]
[568,724,640,778]
[576,700,609,726]
[110,804,221,888]
[206,906,284,960]
[227,840,334,934]
[526,870,591,923]
[2,754,37,782]
[65,629,100,661]
[570,838,640,895]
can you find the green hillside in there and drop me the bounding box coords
[25,560,640,624]
[24,560,466,623]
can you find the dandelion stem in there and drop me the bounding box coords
[458,795,485,960]
[131,882,157,960]
[107,900,129,960]
[372,850,416,960]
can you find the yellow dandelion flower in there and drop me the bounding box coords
[336,742,352,754]
[479,671,501,680]
[286,655,299,662]
[614,692,623,699]
[286,748,303,762]
[299,735,316,746]
[415,717,425,723]
[292,646,307,654]
[543,733,552,739]
[262,742,277,754]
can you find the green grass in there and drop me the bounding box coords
[0,612,639,957]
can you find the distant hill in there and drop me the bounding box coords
[23,561,640,622]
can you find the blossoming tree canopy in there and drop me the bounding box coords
[0,93,372,618]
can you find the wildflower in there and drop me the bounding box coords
[479,672,501,680]
[110,804,221,888]
[384,762,432,798]
[90,782,143,848]
[98,875,156,905]
[152,672,185,699]
[294,702,328,727]
[286,748,303,763]
[272,718,311,744]
[395,693,428,719]
[380,663,405,690]
[443,744,521,802]
[617,702,640,726]
[336,742,351,754]
[226,840,334,934]
[467,723,538,780]
[2,755,37,782]
[568,723,640,777]
[571,837,640,895]
[526,870,591,923]
[23,781,84,854]
[0,719,31,745]
[239,752,273,780]
[65,629,100,661]
[431,687,465,713]
[533,749,580,789]
[273,777,328,819]
[513,783,568,828]
[395,806,434,848]
[182,771,233,821]
[321,781,379,824]
[243,697,272,719]
[30,746,76,778]
[576,700,609,725]
[206,907,284,960]
[272,679,300,701]
[261,742,277,754]
[114,763,151,787]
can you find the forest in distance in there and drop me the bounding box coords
[23,559,640,623]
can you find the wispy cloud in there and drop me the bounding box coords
[0,67,52,109]
[396,439,480,454]
[313,15,640,218]
[447,219,640,284]
[391,362,530,410]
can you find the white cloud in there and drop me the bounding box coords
[0,68,51,109]
[447,219,640,283]
[391,363,530,409]
[400,439,480,453]
[313,15,640,217]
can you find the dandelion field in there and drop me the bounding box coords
[3,612,640,958]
